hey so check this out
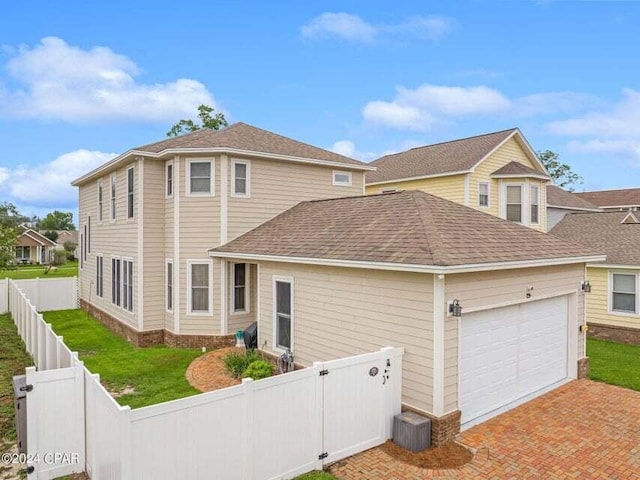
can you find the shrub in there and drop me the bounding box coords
[223,349,261,379]
[243,360,274,380]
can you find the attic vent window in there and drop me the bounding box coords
[621,210,640,224]
[333,170,352,187]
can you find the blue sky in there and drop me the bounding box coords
[1,0,640,220]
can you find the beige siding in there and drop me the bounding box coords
[366,175,466,205]
[587,266,640,330]
[443,264,586,412]
[257,262,435,412]
[78,161,140,330]
[227,158,364,241]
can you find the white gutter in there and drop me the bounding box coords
[587,263,640,269]
[547,204,602,212]
[72,147,375,185]
[208,251,606,275]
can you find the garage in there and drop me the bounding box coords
[459,295,569,427]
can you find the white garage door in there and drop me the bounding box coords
[459,296,569,427]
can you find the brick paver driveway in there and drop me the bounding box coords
[328,380,640,479]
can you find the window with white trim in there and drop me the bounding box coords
[112,257,121,306]
[127,167,134,219]
[612,273,637,314]
[530,185,540,224]
[96,255,103,298]
[166,162,173,198]
[333,170,352,186]
[79,234,83,269]
[188,160,213,195]
[189,261,211,314]
[88,216,91,253]
[110,173,117,220]
[122,260,133,312]
[97,181,103,221]
[232,160,250,197]
[506,185,523,223]
[478,182,489,207]
[166,260,173,312]
[233,263,248,312]
[274,278,293,351]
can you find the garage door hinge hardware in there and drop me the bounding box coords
[318,452,328,460]
[319,370,329,376]
[19,384,33,393]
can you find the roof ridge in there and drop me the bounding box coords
[577,187,640,194]
[307,191,402,204]
[372,127,517,162]
[411,191,450,266]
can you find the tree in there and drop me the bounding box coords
[167,104,228,137]
[0,224,17,271]
[39,211,75,231]
[63,241,77,260]
[537,150,583,191]
[0,202,33,228]
[43,230,59,243]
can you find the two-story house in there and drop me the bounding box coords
[365,128,551,232]
[72,122,373,347]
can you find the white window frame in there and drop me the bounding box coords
[272,275,294,353]
[609,271,639,317]
[503,182,524,224]
[478,181,490,208]
[96,254,103,298]
[111,256,121,306]
[185,159,215,197]
[231,159,251,198]
[231,263,250,314]
[97,180,103,222]
[165,160,174,199]
[166,259,173,313]
[187,260,214,316]
[530,184,540,225]
[110,173,117,222]
[126,165,135,220]
[121,258,134,313]
[332,170,352,187]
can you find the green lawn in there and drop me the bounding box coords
[587,337,640,391]
[0,314,33,446]
[293,472,338,480]
[43,310,203,409]
[2,260,78,280]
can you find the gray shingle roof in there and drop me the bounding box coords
[551,211,640,266]
[491,161,549,178]
[212,190,598,267]
[547,186,601,211]
[366,129,518,184]
[574,188,640,208]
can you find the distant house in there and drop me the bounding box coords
[546,185,602,230]
[53,230,79,258]
[575,188,640,212]
[15,228,57,264]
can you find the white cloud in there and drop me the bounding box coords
[362,83,593,131]
[301,13,453,43]
[0,37,217,123]
[0,149,116,207]
[329,140,378,161]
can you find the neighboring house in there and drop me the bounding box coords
[15,228,56,264]
[53,230,79,258]
[72,122,373,348]
[551,210,640,345]
[365,128,551,232]
[546,185,602,230]
[575,187,640,211]
[210,190,603,442]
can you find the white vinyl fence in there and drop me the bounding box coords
[1,276,78,314]
[9,279,404,480]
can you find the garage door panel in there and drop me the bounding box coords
[460,296,569,425]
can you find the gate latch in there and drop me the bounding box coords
[19,384,33,393]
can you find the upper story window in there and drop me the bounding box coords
[97,181,103,221]
[611,273,637,314]
[333,170,352,187]
[232,160,250,198]
[505,185,523,223]
[127,167,134,219]
[187,159,214,196]
[530,185,540,224]
[166,162,174,198]
[110,173,117,221]
[478,182,489,207]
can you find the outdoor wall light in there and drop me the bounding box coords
[449,299,462,317]
[581,280,592,293]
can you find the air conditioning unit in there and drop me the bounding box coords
[393,411,431,452]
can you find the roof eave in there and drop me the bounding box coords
[547,204,602,212]
[208,250,606,275]
[365,169,472,187]
[490,173,551,180]
[588,263,640,269]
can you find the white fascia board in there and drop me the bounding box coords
[365,169,472,187]
[587,263,640,269]
[208,251,607,275]
[547,204,602,212]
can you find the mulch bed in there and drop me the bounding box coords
[380,440,474,469]
[186,347,280,392]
